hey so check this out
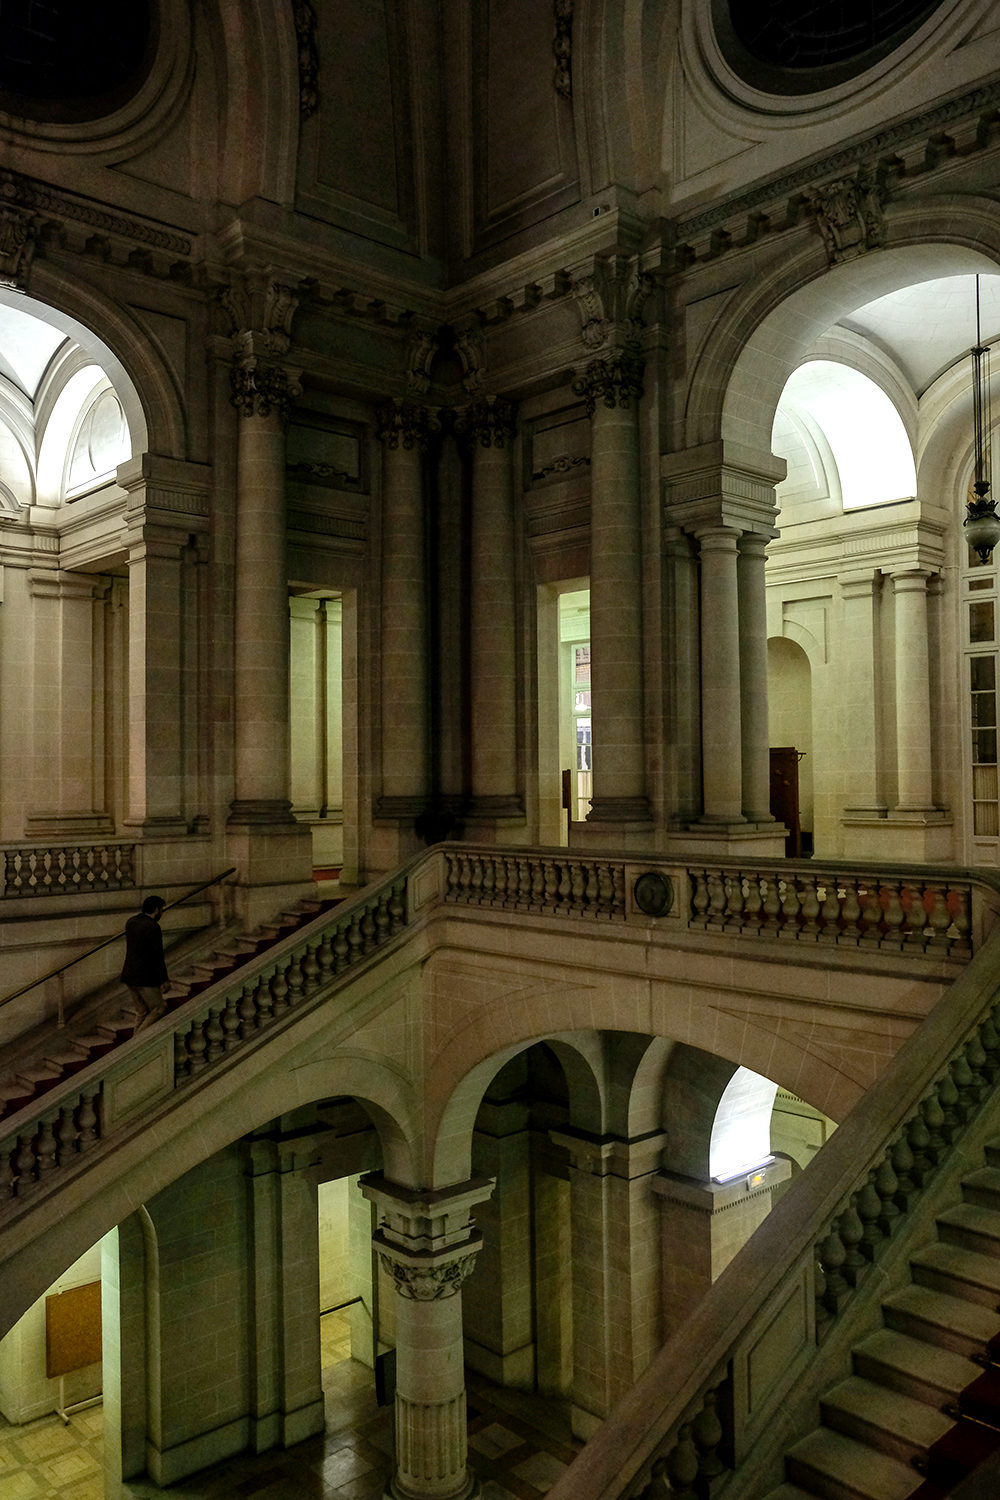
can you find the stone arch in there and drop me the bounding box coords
[212,0,302,208]
[685,204,1000,452]
[431,1031,607,1188]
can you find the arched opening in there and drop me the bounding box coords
[768,636,814,856]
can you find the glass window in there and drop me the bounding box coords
[970,601,996,643]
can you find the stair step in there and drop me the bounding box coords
[962,1167,1000,1213]
[854,1328,982,1406]
[821,1377,952,1465]
[938,1203,1000,1259]
[982,1139,1000,1171]
[760,1487,816,1500]
[911,1241,1000,1308]
[786,1427,923,1500]
[883,1285,1000,1358]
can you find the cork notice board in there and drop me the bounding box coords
[46,1282,102,1379]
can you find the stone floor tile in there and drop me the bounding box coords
[468,1424,529,1459]
[510,1451,569,1491]
[37,1446,103,1483]
[312,1447,375,1485]
[331,1465,390,1500]
[2,1471,44,1499]
[60,1479,105,1500]
[15,1422,80,1459]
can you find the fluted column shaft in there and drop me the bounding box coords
[737,532,774,823]
[462,400,521,815]
[230,364,299,823]
[575,356,649,821]
[696,526,745,823]
[360,1174,494,1500]
[893,568,934,811]
[378,402,436,812]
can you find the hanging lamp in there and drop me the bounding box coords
[964,274,1000,563]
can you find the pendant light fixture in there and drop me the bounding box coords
[964,274,1000,564]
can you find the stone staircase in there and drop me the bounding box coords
[766,1153,1000,1500]
[0,896,339,1124]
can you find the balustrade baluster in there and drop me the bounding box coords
[799,874,821,938]
[458,856,472,900]
[518,858,532,905]
[761,876,782,935]
[723,873,744,930]
[905,883,928,947]
[333,924,351,973]
[77,1090,99,1151]
[373,897,390,949]
[271,964,291,1014]
[953,885,972,951]
[255,972,276,1028]
[15,1134,36,1193]
[979,1011,1000,1083]
[360,907,377,956]
[221,993,242,1051]
[840,878,862,942]
[663,1424,699,1500]
[205,1005,225,1062]
[856,1177,884,1259]
[690,870,710,926]
[36,1114,58,1180]
[56,1104,78,1163]
[906,1110,933,1186]
[965,1034,989,1101]
[543,860,558,908]
[598,863,615,915]
[0,1143,16,1198]
[839,1197,866,1286]
[570,862,585,908]
[301,941,321,992]
[174,1030,191,1081]
[645,1457,670,1500]
[444,853,460,900]
[482,858,497,904]
[921,1087,948,1163]
[470,856,484,903]
[778,875,802,937]
[856,882,880,946]
[186,1019,209,1072]
[346,912,365,965]
[882,882,905,948]
[388,880,406,933]
[874,1153,901,1236]
[692,1387,725,1481]
[494,858,509,905]
[950,1053,977,1123]
[819,1223,849,1313]
[891,1135,917,1212]
[743,872,764,932]
[937,1071,961,1141]
[584,863,600,908]
[558,862,572,905]
[706,870,726,929]
[238,979,259,1035]
[818,877,842,943]
[926,883,953,948]
[530,860,545,907]
[316,931,334,981]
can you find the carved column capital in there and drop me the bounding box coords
[573,352,645,414]
[376,398,441,451]
[454,397,519,449]
[810,166,887,265]
[230,360,302,421]
[376,1244,481,1300]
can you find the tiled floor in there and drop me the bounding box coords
[0,1313,581,1500]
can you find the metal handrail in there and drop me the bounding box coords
[0,868,238,1013]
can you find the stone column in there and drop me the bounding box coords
[465,1102,533,1387]
[573,354,650,822]
[839,570,885,816]
[551,1129,668,1438]
[289,595,323,820]
[457,398,522,822]
[228,360,301,827]
[893,567,936,812]
[695,526,744,824]
[24,570,114,839]
[360,1173,494,1500]
[376,402,438,825]
[737,533,774,823]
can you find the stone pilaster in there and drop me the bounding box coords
[375,401,439,856]
[550,1129,668,1439]
[892,567,938,814]
[360,1173,494,1500]
[573,354,650,824]
[839,570,886,818]
[464,1100,533,1387]
[456,398,523,824]
[695,526,745,825]
[737,532,775,824]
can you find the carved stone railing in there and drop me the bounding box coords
[2,843,136,898]
[544,911,1000,1500]
[0,872,407,1207]
[443,849,626,919]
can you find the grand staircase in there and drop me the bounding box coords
[769,1149,1000,1500]
[0,895,339,1123]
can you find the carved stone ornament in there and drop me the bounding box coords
[292,0,320,118]
[0,206,38,289]
[532,454,591,480]
[376,399,441,451]
[230,362,302,421]
[571,259,655,355]
[378,1249,479,1300]
[454,398,519,449]
[455,324,487,394]
[811,168,887,265]
[573,353,645,414]
[220,271,302,358]
[406,330,439,394]
[553,0,573,99]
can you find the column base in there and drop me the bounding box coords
[227,798,298,827]
[840,813,954,863]
[668,824,789,859]
[388,1474,479,1500]
[119,815,191,840]
[25,811,116,838]
[586,795,652,822]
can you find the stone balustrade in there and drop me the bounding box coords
[2,843,136,898]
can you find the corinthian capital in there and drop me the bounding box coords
[230,360,302,421]
[0,206,38,290]
[376,399,441,451]
[454,397,519,449]
[378,1247,480,1300]
[573,352,644,414]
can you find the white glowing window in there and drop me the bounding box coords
[709,1066,778,1180]
[775,360,915,511]
[67,388,128,495]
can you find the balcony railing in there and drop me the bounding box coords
[2,842,136,898]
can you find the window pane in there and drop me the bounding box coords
[974,764,999,800]
[974,729,997,764]
[969,578,993,591]
[975,802,1000,837]
[970,602,996,642]
[973,695,997,729]
[971,656,996,693]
